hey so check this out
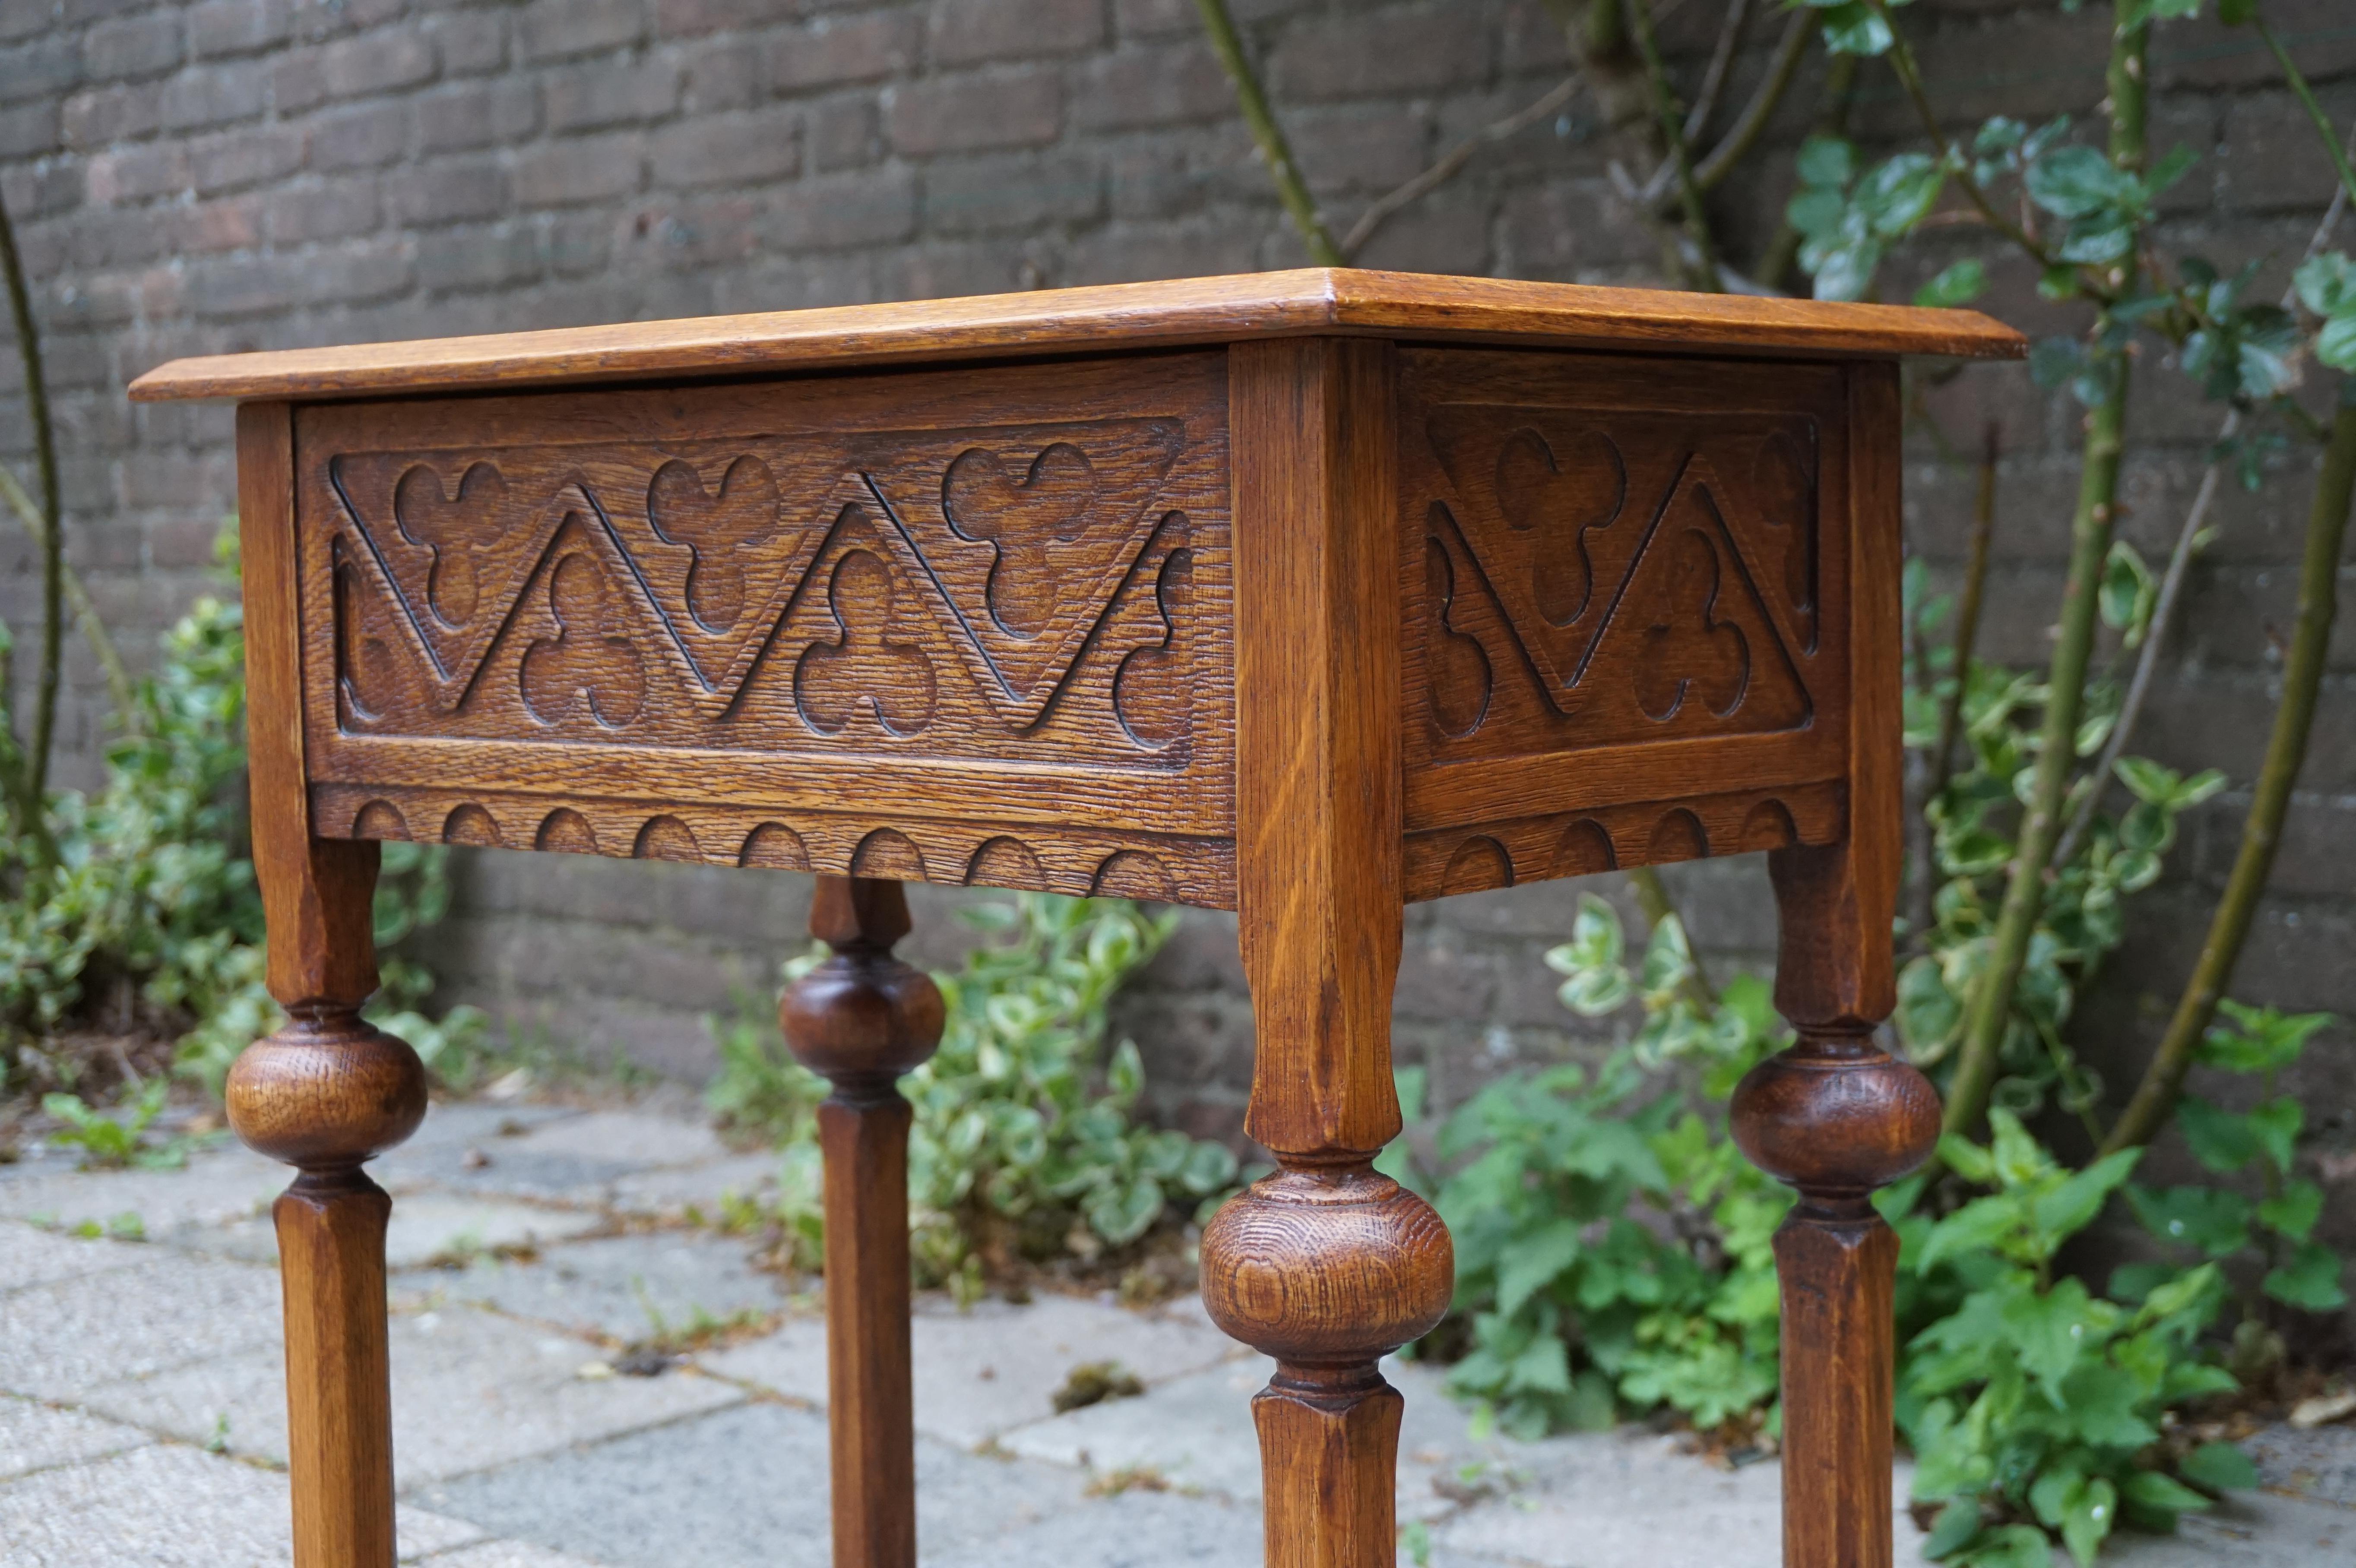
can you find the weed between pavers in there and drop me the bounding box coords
[1051,1360,1144,1413]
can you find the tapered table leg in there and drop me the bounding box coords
[228,400,426,1568]
[780,876,944,1568]
[1205,336,1453,1568]
[226,838,426,1568]
[1733,845,1939,1568]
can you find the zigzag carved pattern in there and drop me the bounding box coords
[317,784,1238,908]
[301,357,1230,782]
[1402,353,1846,769]
[1402,781,1846,902]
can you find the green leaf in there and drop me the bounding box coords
[2031,1147,2142,1241]
[2317,313,2356,373]
[1818,1,1893,55]
[1855,153,1944,238]
[1923,1497,1984,1559]
[2124,0,2204,24]
[2099,541,2154,636]
[2256,1179,2323,1242]
[2177,1097,2260,1173]
[2128,1183,2252,1257]
[2122,1469,2213,1519]
[1916,258,1990,309]
[2263,1241,2350,1311]
[2216,0,2256,21]
[2027,145,2134,220]
[1496,1218,1586,1317]
[1797,135,1858,190]
[2248,1097,2301,1172]
[2295,251,2356,317]
[2179,1442,2258,1494]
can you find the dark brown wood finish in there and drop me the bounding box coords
[1732,361,1942,1568]
[224,402,427,1568]
[1201,339,1454,1568]
[138,275,2020,1568]
[778,876,944,1568]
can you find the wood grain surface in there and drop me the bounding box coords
[294,352,1236,894]
[1398,348,1851,890]
[1730,361,1943,1568]
[779,878,944,1568]
[131,270,2023,405]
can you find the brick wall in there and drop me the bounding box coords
[2,3,2352,1196]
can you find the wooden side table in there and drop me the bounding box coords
[132,270,2021,1568]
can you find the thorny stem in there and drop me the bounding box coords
[2054,160,2352,870]
[1944,347,2131,1138]
[1930,425,2003,807]
[2260,17,2356,209]
[1942,0,2151,1141]
[1193,0,1344,265]
[1622,0,1723,292]
[2103,390,2356,1154]
[0,185,59,841]
[0,465,137,734]
[1868,0,2057,272]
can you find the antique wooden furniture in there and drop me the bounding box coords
[131,270,2021,1568]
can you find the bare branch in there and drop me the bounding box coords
[1341,76,1583,261]
[1622,0,1723,292]
[1682,0,1754,150]
[0,465,137,735]
[1692,6,1816,193]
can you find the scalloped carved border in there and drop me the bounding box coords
[1402,780,1845,902]
[315,783,1236,908]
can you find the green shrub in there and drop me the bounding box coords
[0,543,478,1106]
[708,893,1238,1290]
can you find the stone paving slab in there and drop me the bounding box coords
[0,1395,152,1480]
[0,1220,149,1294]
[2246,1417,2356,1508]
[0,1441,486,1566]
[1003,1355,1496,1523]
[925,1485,1263,1568]
[0,1144,285,1246]
[83,1302,744,1486]
[377,1110,730,1208]
[700,1290,1245,1448]
[415,1400,1090,1568]
[398,1231,788,1344]
[0,1249,284,1400]
[607,1151,779,1219]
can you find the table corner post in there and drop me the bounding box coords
[779,875,944,1568]
[226,399,426,1568]
[1732,353,1938,1568]
[1205,337,1451,1568]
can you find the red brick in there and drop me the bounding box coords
[426,9,508,76]
[1267,8,1494,101]
[266,179,381,243]
[513,132,645,205]
[0,98,56,159]
[83,12,185,79]
[188,123,303,192]
[680,37,764,111]
[518,0,643,62]
[761,166,916,249]
[924,150,1102,235]
[321,28,435,96]
[651,112,801,189]
[1113,0,1199,41]
[189,0,293,60]
[1071,41,1233,132]
[308,100,411,171]
[807,94,879,170]
[62,84,161,147]
[0,34,84,104]
[930,0,1104,66]
[384,158,510,225]
[86,142,190,205]
[416,80,540,154]
[768,11,919,91]
[159,60,270,130]
[652,0,787,38]
[885,68,1061,155]
[544,59,680,131]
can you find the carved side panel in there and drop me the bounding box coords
[1400,349,1854,880]
[296,354,1235,903]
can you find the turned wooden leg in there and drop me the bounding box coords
[226,838,427,1568]
[1211,335,1449,1568]
[1733,841,1941,1568]
[779,876,944,1568]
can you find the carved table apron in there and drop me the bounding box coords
[131,269,2023,1568]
